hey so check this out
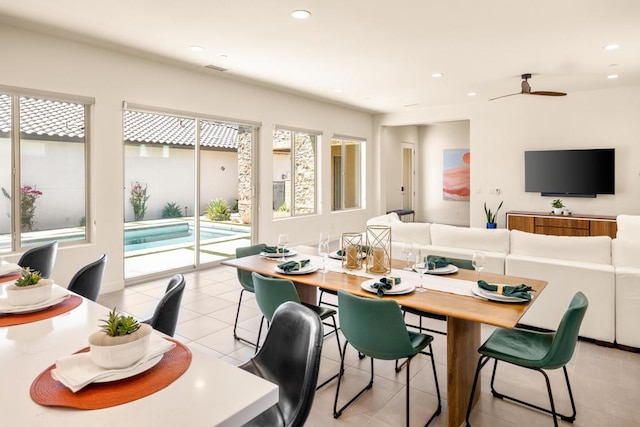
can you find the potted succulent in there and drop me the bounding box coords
[5,267,53,306]
[551,199,564,215]
[89,307,152,369]
[484,201,503,229]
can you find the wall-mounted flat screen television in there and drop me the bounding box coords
[524,148,615,197]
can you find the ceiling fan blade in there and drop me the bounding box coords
[488,92,521,101]
[531,91,567,97]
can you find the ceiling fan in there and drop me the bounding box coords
[490,73,567,101]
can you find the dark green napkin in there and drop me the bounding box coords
[372,277,401,297]
[336,245,369,257]
[277,259,310,273]
[426,256,449,270]
[477,280,534,300]
[263,246,290,254]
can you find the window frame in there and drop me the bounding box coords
[0,85,94,253]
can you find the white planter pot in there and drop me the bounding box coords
[89,323,152,369]
[552,207,563,214]
[5,279,54,306]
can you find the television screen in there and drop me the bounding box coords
[524,149,615,197]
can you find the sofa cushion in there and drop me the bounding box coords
[389,222,431,246]
[429,223,510,253]
[617,215,640,241]
[366,212,401,226]
[613,238,640,268]
[509,229,611,264]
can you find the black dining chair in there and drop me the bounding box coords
[233,243,267,347]
[240,301,323,427]
[141,274,186,337]
[18,241,58,278]
[67,254,107,302]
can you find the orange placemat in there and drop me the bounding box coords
[0,295,83,327]
[0,272,21,283]
[30,338,192,409]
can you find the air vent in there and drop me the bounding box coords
[204,64,228,72]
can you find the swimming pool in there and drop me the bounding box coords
[124,222,246,252]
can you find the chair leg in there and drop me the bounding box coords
[333,342,375,419]
[316,314,343,390]
[254,316,265,355]
[233,290,258,348]
[425,343,442,425]
[489,360,577,425]
[465,355,491,426]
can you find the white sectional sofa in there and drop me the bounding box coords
[612,215,640,348]
[365,212,640,346]
[505,230,615,343]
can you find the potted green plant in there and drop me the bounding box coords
[88,307,152,369]
[551,199,564,215]
[484,201,503,229]
[5,267,53,306]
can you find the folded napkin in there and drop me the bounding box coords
[425,256,449,270]
[0,261,22,277]
[336,245,369,257]
[372,277,401,297]
[263,246,290,254]
[277,259,310,273]
[51,333,175,393]
[477,280,534,300]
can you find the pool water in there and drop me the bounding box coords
[124,223,239,252]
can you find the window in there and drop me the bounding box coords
[273,128,318,217]
[0,90,91,253]
[331,136,364,211]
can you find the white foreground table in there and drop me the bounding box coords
[0,285,278,426]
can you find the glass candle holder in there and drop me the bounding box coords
[366,225,391,275]
[341,232,363,270]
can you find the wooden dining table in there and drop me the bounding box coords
[0,274,278,426]
[223,249,547,427]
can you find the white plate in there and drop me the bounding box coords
[360,278,415,295]
[413,263,459,275]
[274,264,318,275]
[328,250,366,260]
[471,284,530,303]
[93,354,163,383]
[0,287,70,314]
[260,249,298,258]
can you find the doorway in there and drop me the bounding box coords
[401,143,414,213]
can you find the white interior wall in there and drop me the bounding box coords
[1,24,375,292]
[377,86,640,228]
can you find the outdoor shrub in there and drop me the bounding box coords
[278,201,290,213]
[130,181,149,221]
[2,185,43,231]
[206,198,231,221]
[162,202,183,218]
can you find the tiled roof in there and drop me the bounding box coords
[0,95,238,149]
[124,111,238,149]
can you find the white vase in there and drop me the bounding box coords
[88,323,152,369]
[5,279,54,306]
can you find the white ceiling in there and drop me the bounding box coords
[1,0,639,113]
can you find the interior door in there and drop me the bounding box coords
[401,143,414,211]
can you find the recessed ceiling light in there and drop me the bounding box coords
[603,44,620,50]
[291,10,311,19]
[190,45,204,52]
[403,103,420,108]
[333,88,343,93]
[467,92,477,97]
[607,74,619,79]
[432,73,443,78]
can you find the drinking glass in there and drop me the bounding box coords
[472,251,486,281]
[277,234,289,261]
[414,254,428,293]
[318,232,330,272]
[401,241,414,271]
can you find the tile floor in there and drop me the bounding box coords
[98,265,640,427]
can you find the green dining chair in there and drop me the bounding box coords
[464,291,588,427]
[233,243,267,348]
[252,272,342,389]
[333,290,442,427]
